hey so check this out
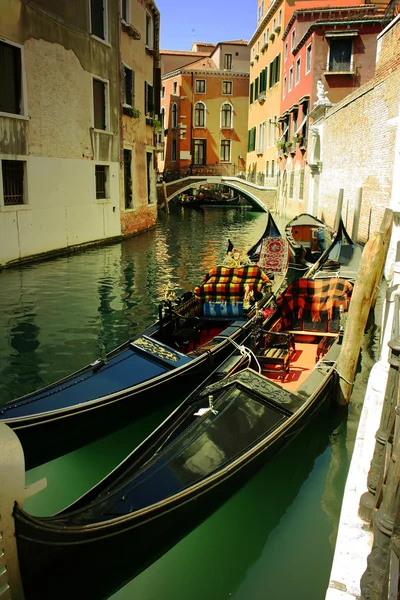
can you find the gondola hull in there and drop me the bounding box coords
[14,358,336,600]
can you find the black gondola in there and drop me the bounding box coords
[13,275,354,600]
[285,213,332,264]
[0,246,273,470]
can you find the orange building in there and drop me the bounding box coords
[159,41,250,179]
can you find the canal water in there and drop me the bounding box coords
[0,206,378,600]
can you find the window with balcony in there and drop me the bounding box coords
[193,139,206,165]
[171,102,178,129]
[221,103,233,129]
[194,102,206,127]
[220,139,231,162]
[1,160,26,205]
[90,0,107,40]
[195,79,206,93]
[222,81,232,94]
[0,41,24,116]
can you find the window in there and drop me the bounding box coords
[93,77,107,130]
[222,81,232,94]
[273,115,277,145]
[162,86,165,99]
[284,41,288,62]
[146,151,152,203]
[123,149,132,208]
[248,127,256,152]
[195,79,206,93]
[273,19,276,32]
[328,38,353,72]
[145,11,153,48]
[306,44,312,74]
[122,65,134,107]
[221,103,233,129]
[257,122,265,154]
[173,81,178,95]
[288,67,293,91]
[289,170,294,197]
[121,0,130,23]
[283,76,287,98]
[267,119,271,147]
[145,81,154,116]
[220,139,231,162]
[258,1,264,21]
[194,102,205,127]
[193,139,206,165]
[265,161,269,177]
[299,169,305,200]
[0,41,24,116]
[278,9,282,27]
[295,58,301,85]
[2,160,25,205]
[266,28,269,41]
[95,164,109,199]
[263,32,267,46]
[271,160,274,178]
[252,48,255,62]
[268,53,281,87]
[291,30,296,51]
[257,41,260,54]
[171,102,177,128]
[90,0,106,40]
[224,53,232,70]
[171,139,177,161]
[250,82,254,104]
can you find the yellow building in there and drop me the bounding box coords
[247,0,285,187]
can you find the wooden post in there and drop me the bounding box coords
[334,189,344,232]
[336,208,393,405]
[352,187,362,242]
[162,181,169,214]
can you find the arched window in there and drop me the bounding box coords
[172,103,178,129]
[160,107,165,130]
[194,102,206,128]
[221,103,233,129]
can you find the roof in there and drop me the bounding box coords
[182,56,218,71]
[160,49,210,56]
[217,39,249,45]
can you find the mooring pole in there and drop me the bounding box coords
[336,208,393,405]
[352,187,362,242]
[0,423,47,600]
[334,188,344,233]
[162,181,169,214]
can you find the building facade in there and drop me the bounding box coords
[0,0,161,268]
[159,41,250,179]
[247,0,388,218]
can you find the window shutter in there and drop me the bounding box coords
[250,82,254,104]
[276,53,281,83]
[255,77,259,99]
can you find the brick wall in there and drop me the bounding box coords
[120,205,157,237]
[317,16,400,243]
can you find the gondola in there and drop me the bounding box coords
[305,217,363,283]
[285,213,332,264]
[13,275,354,600]
[0,254,273,470]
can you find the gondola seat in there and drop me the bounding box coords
[256,331,295,381]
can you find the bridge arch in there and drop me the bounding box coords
[157,176,276,213]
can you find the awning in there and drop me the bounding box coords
[295,114,308,135]
[278,123,289,142]
[325,30,358,38]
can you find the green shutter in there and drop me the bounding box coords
[276,53,281,83]
[255,77,259,100]
[250,82,254,104]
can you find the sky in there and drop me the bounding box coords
[155,0,257,51]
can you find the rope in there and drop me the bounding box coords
[227,337,262,375]
[314,360,355,386]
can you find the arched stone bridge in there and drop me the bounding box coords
[157,176,277,212]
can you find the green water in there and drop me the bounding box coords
[0,206,377,599]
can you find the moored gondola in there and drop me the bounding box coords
[13,274,354,600]
[285,213,332,264]
[0,249,273,470]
